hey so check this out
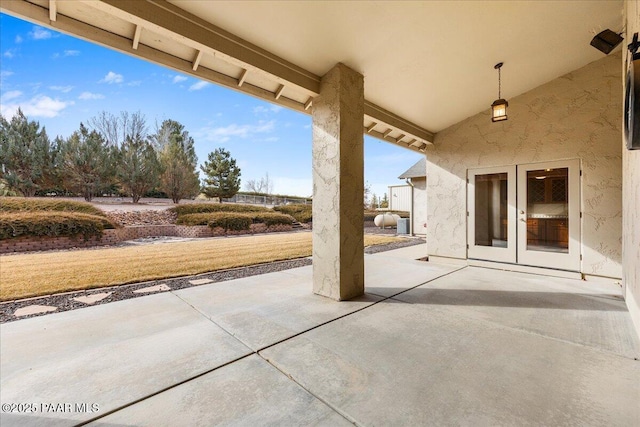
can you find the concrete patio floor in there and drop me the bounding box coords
[1,245,639,426]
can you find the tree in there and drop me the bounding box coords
[58,123,116,201]
[370,193,379,209]
[153,119,199,203]
[364,181,371,208]
[0,109,52,197]
[201,148,241,201]
[88,110,148,147]
[245,172,273,194]
[380,193,389,208]
[117,133,160,203]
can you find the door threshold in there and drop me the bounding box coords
[468,259,582,280]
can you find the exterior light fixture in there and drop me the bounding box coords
[590,29,623,55]
[491,62,508,122]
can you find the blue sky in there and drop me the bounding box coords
[0,13,422,198]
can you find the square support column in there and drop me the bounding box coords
[312,63,365,300]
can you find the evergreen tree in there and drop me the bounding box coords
[371,193,379,209]
[201,148,241,201]
[0,109,52,196]
[153,119,199,203]
[380,193,389,208]
[58,123,116,201]
[117,133,160,203]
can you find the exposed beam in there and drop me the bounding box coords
[237,69,248,86]
[365,102,434,144]
[192,50,203,71]
[304,97,313,111]
[86,0,321,95]
[49,0,56,22]
[0,0,435,151]
[132,24,142,50]
[275,84,285,100]
[366,122,377,133]
[383,129,393,138]
[0,0,308,114]
[396,134,405,143]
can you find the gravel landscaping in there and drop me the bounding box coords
[0,237,424,323]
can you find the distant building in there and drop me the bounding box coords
[391,158,426,235]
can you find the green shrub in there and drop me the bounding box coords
[175,213,215,226]
[273,204,312,223]
[170,203,271,216]
[0,197,107,217]
[177,212,294,229]
[253,212,294,226]
[207,212,252,231]
[0,212,115,240]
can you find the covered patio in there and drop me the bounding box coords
[2,247,638,425]
[1,1,639,424]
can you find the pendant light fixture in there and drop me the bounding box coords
[491,62,508,122]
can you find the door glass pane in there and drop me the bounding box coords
[475,173,508,247]
[526,168,568,253]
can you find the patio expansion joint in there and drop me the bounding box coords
[75,352,255,426]
[74,264,470,425]
[170,291,257,352]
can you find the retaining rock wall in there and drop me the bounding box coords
[0,224,294,254]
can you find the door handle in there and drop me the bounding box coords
[519,210,525,214]
[520,218,526,222]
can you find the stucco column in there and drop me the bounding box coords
[312,63,365,300]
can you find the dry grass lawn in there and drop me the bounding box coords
[0,233,403,301]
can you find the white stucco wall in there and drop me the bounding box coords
[623,0,640,339]
[426,53,622,278]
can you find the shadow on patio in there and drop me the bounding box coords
[1,246,638,426]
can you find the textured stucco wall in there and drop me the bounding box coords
[312,63,365,300]
[623,0,640,339]
[412,177,427,235]
[426,53,622,278]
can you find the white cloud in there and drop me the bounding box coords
[1,90,23,102]
[49,85,73,93]
[252,105,283,115]
[0,95,73,118]
[188,81,210,91]
[78,92,104,100]
[127,80,141,87]
[29,26,53,40]
[15,35,23,43]
[197,120,276,143]
[0,71,14,85]
[64,50,80,57]
[3,49,16,59]
[99,71,123,84]
[173,75,187,84]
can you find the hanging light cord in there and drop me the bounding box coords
[497,67,501,99]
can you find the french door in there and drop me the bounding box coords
[468,160,581,271]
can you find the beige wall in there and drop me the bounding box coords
[412,177,427,235]
[426,53,622,278]
[623,0,640,339]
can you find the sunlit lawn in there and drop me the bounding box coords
[0,233,403,301]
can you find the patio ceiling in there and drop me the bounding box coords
[1,0,624,152]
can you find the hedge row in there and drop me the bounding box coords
[170,203,271,216]
[273,204,312,223]
[0,212,115,240]
[0,197,108,217]
[177,212,294,230]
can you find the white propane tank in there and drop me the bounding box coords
[374,213,398,227]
